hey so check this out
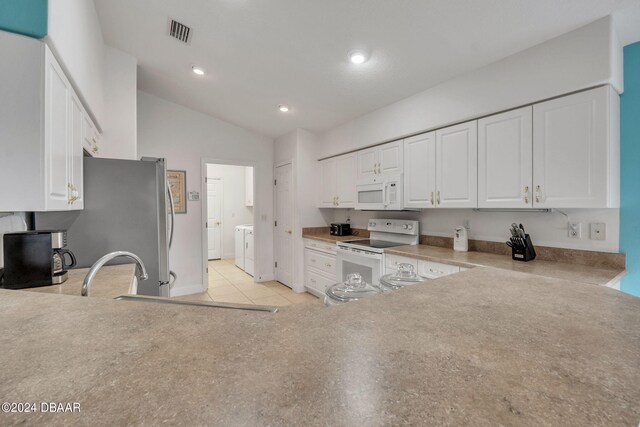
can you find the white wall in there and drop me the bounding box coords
[47,0,106,126]
[318,16,623,159]
[102,46,137,160]
[137,91,274,296]
[275,129,329,292]
[331,208,620,253]
[206,164,253,259]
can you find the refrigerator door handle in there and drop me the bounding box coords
[167,183,175,250]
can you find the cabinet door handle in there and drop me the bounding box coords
[535,185,542,203]
[436,191,441,205]
[325,262,332,268]
[310,278,316,284]
[523,186,529,204]
[430,192,434,206]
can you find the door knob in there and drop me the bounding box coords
[286,229,292,234]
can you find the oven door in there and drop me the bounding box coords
[336,246,383,286]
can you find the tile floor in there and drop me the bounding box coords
[172,259,320,307]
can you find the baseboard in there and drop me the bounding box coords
[170,283,206,297]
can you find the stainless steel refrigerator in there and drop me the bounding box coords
[34,157,175,296]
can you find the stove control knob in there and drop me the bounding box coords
[402,224,408,230]
[370,222,376,227]
[408,224,414,230]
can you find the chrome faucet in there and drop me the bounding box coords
[82,251,148,297]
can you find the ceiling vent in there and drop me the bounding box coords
[168,19,192,44]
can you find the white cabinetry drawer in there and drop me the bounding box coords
[304,239,337,254]
[417,260,460,279]
[385,254,418,274]
[305,249,336,276]
[306,269,335,296]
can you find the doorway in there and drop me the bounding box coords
[205,163,254,264]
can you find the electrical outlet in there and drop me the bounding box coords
[568,222,581,238]
[590,223,606,240]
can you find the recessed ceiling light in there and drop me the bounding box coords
[349,50,368,64]
[192,66,205,76]
[278,105,289,112]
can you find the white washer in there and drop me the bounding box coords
[244,226,254,276]
[234,224,252,270]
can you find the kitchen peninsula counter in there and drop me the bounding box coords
[1,267,639,426]
[18,264,137,299]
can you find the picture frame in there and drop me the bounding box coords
[167,170,187,214]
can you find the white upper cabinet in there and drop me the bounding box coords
[0,32,92,211]
[318,157,337,207]
[319,153,357,208]
[245,167,254,207]
[69,93,84,209]
[357,140,404,182]
[478,106,533,208]
[533,86,619,208]
[44,50,72,211]
[403,132,436,209]
[335,153,357,207]
[435,121,478,208]
[378,140,404,175]
[357,147,378,181]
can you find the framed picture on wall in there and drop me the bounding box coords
[167,170,187,214]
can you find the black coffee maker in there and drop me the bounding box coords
[1,231,76,289]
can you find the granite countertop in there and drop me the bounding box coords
[1,267,639,425]
[386,245,625,287]
[303,233,624,287]
[302,233,368,243]
[20,264,136,299]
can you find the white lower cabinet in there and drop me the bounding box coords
[417,260,461,279]
[0,31,99,211]
[384,254,418,274]
[304,239,337,297]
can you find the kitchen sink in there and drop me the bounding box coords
[113,295,278,313]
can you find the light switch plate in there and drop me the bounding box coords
[590,223,606,240]
[188,191,200,201]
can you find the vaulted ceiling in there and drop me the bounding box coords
[95,0,640,139]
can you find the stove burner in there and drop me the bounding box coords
[341,239,406,249]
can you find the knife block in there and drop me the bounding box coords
[511,234,536,262]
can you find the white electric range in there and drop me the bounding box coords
[336,219,419,286]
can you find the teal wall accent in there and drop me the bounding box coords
[620,42,640,297]
[0,0,48,38]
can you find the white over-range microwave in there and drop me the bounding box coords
[355,173,403,210]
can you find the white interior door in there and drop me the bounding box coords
[275,163,293,288]
[207,178,222,260]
